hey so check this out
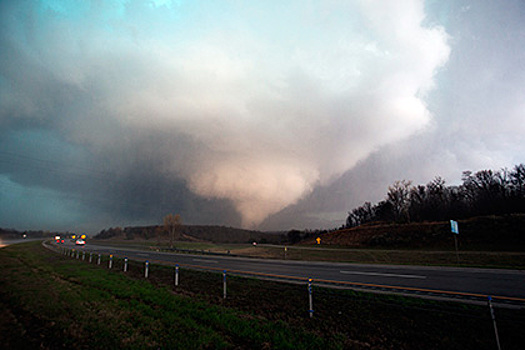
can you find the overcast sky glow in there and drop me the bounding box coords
[1,0,524,233]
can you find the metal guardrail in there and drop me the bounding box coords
[172,262,525,307]
[41,240,525,348]
[45,241,525,308]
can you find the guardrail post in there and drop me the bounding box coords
[124,257,128,272]
[76,250,80,259]
[223,270,227,299]
[145,261,149,278]
[109,255,113,269]
[308,278,314,318]
[175,264,179,286]
[97,253,101,265]
[488,296,502,350]
[89,252,93,263]
[82,251,86,261]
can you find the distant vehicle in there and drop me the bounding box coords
[75,239,86,246]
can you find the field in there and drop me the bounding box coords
[1,241,525,349]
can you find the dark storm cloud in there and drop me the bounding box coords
[16,0,525,233]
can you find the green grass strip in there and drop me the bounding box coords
[0,242,340,349]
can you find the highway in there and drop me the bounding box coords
[63,242,525,306]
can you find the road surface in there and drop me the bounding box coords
[62,241,525,305]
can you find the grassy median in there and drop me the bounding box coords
[1,241,524,349]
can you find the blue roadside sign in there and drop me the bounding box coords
[450,220,459,234]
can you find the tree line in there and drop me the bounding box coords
[346,163,525,227]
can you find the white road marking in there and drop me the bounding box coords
[340,270,427,279]
[193,259,218,264]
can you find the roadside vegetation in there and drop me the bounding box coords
[2,241,525,349]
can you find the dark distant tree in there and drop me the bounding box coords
[346,201,376,227]
[287,230,302,244]
[374,200,395,222]
[462,169,509,215]
[386,180,413,223]
[448,185,466,217]
[425,177,449,220]
[345,163,525,228]
[508,164,525,212]
[347,208,360,227]
[510,164,525,195]
[163,214,182,248]
[359,202,375,222]
[409,184,428,222]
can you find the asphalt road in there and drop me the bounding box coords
[65,242,525,304]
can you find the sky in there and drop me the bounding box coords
[1,0,524,234]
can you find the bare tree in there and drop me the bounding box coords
[163,214,182,248]
[346,202,376,227]
[345,163,525,226]
[510,164,525,197]
[387,180,413,223]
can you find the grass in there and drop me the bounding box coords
[93,239,525,269]
[0,242,335,349]
[2,241,525,349]
[96,239,252,252]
